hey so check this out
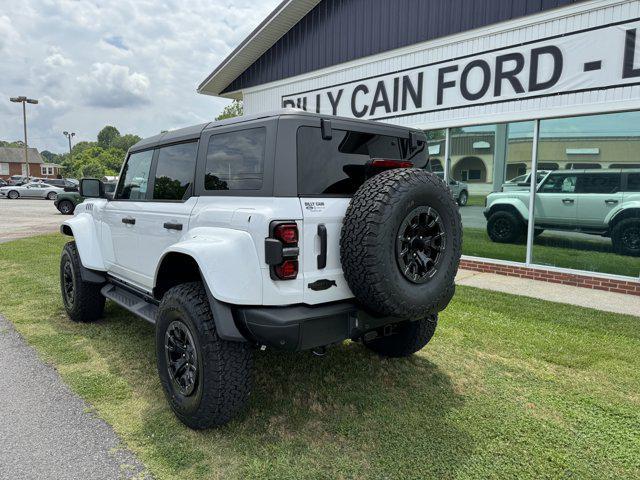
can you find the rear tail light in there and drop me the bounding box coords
[275,260,298,280]
[274,223,298,245]
[370,158,414,168]
[265,221,300,280]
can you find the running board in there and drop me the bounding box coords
[101,284,158,324]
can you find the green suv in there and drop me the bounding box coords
[55,181,117,215]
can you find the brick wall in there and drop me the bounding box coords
[460,258,640,297]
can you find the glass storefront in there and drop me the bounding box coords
[425,111,640,280]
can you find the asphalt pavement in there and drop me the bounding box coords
[0,315,149,480]
[0,198,65,243]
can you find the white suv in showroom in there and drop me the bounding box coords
[484,169,640,256]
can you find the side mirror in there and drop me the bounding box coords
[80,178,105,198]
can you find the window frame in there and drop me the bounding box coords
[194,118,276,197]
[148,139,200,203]
[113,147,157,202]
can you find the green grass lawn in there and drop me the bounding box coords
[1,234,639,479]
[463,227,640,278]
[466,195,486,207]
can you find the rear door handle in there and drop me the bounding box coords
[317,224,327,269]
[605,199,619,205]
[163,222,183,231]
[562,198,575,204]
[122,217,136,225]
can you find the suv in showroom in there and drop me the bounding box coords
[484,169,640,256]
[59,110,462,429]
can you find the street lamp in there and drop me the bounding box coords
[63,131,76,155]
[10,96,38,179]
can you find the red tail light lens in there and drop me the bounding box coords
[275,260,298,280]
[274,223,298,245]
[370,159,414,168]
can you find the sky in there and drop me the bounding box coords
[0,0,281,154]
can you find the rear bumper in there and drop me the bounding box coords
[233,301,400,351]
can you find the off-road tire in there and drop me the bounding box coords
[58,200,75,215]
[340,169,462,320]
[487,210,525,243]
[156,282,253,429]
[611,218,640,256]
[457,190,468,206]
[7,190,19,199]
[60,241,105,322]
[365,315,438,358]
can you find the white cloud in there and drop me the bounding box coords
[44,47,73,67]
[0,0,281,152]
[78,62,151,108]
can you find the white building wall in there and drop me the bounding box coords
[241,0,640,130]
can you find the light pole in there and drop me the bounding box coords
[10,96,38,179]
[63,131,76,155]
[9,96,38,178]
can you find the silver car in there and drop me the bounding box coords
[0,182,64,200]
[435,171,470,206]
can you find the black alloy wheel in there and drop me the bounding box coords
[61,258,75,310]
[492,217,513,240]
[59,200,74,214]
[165,320,199,397]
[622,225,640,251]
[396,206,446,284]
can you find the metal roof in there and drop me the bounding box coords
[197,0,321,97]
[0,147,43,164]
[199,0,584,97]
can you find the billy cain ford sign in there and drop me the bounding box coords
[282,19,640,120]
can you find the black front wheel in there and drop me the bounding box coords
[60,242,105,322]
[156,282,253,429]
[58,200,75,215]
[365,315,438,358]
[487,210,525,243]
[611,218,640,256]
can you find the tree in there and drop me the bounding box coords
[40,150,58,163]
[97,126,121,148]
[215,100,243,121]
[112,133,141,151]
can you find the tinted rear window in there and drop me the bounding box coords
[297,127,426,195]
[627,173,640,192]
[576,173,620,194]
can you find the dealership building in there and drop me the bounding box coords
[199,0,640,293]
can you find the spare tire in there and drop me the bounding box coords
[340,169,462,320]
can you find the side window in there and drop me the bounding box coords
[204,128,266,191]
[626,173,640,192]
[576,173,620,194]
[153,142,198,200]
[540,174,577,193]
[116,150,154,200]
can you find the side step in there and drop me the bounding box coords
[101,284,158,324]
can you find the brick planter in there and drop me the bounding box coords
[459,258,640,297]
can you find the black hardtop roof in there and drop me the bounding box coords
[129,109,425,153]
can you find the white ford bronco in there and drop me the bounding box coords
[59,110,462,429]
[485,169,640,256]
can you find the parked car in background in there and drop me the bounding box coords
[0,182,64,200]
[55,179,117,214]
[484,169,640,256]
[435,171,469,206]
[0,179,7,188]
[501,170,550,192]
[8,175,30,186]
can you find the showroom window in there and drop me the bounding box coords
[424,112,639,279]
[532,111,640,278]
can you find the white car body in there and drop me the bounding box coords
[486,169,640,233]
[0,182,64,199]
